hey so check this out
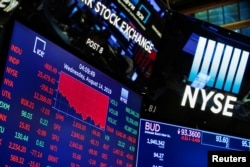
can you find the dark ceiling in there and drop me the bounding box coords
[167,0,240,13]
[168,0,218,11]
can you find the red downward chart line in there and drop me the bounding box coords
[58,72,109,129]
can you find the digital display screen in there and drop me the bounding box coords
[136,119,250,167]
[148,11,250,123]
[179,32,250,119]
[47,0,167,84]
[183,33,249,95]
[0,21,142,166]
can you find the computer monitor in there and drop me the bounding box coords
[136,118,250,167]
[0,20,142,166]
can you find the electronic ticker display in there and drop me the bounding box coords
[0,21,142,167]
[136,119,250,167]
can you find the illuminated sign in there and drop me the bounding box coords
[81,0,154,53]
[181,35,250,117]
[188,36,249,94]
[181,85,237,117]
[117,0,152,25]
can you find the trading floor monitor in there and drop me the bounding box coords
[0,20,142,167]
